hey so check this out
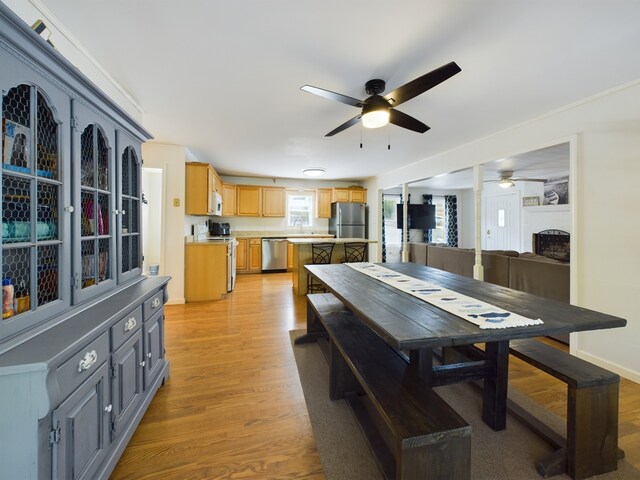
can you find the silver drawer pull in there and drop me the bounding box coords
[105,404,113,413]
[124,317,137,331]
[78,350,98,372]
[151,297,161,308]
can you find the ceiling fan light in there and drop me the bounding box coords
[498,178,515,189]
[362,109,389,129]
[302,168,325,177]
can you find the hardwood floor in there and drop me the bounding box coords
[110,272,640,479]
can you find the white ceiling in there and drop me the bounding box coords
[37,0,640,184]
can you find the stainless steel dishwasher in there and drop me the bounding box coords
[261,237,288,272]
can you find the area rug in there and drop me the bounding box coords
[289,330,640,480]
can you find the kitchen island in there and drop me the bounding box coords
[288,238,377,295]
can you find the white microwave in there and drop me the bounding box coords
[211,192,223,216]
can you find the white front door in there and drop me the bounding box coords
[482,192,520,251]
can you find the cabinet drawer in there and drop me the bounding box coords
[143,290,164,321]
[111,305,143,351]
[56,332,109,399]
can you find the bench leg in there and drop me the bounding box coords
[295,300,328,344]
[567,382,619,479]
[398,435,471,480]
[482,340,509,431]
[329,339,359,401]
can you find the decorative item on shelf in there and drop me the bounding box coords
[2,278,14,319]
[522,196,540,207]
[3,120,30,169]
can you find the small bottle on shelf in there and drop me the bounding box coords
[2,278,15,319]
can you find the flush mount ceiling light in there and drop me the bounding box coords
[302,168,325,177]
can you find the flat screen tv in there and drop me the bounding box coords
[395,204,436,230]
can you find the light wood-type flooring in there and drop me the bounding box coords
[110,272,640,479]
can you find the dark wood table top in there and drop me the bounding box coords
[305,262,627,350]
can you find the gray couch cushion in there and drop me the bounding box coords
[508,256,570,302]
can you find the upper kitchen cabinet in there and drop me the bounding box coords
[116,131,142,283]
[332,187,367,204]
[221,183,236,216]
[185,162,217,215]
[317,188,332,218]
[262,187,285,217]
[236,185,261,216]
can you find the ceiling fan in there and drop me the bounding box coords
[300,61,461,137]
[487,170,547,189]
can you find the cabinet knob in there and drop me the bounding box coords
[65,206,75,213]
[147,352,152,358]
[121,210,126,216]
[140,361,146,367]
[113,209,120,215]
[105,404,113,413]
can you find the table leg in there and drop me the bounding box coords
[408,348,434,386]
[482,340,509,431]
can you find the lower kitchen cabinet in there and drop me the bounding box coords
[185,243,228,301]
[249,238,262,273]
[0,276,170,480]
[287,242,294,271]
[236,238,248,272]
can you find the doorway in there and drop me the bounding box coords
[142,167,163,275]
[482,191,520,251]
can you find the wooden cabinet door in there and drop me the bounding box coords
[52,362,110,480]
[349,188,366,203]
[262,187,285,217]
[317,188,332,218]
[236,238,248,272]
[248,239,262,272]
[111,330,143,438]
[222,184,236,216]
[237,186,261,216]
[185,163,210,215]
[332,188,350,203]
[144,309,165,389]
[185,244,228,301]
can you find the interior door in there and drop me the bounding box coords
[482,192,520,251]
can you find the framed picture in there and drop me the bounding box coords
[522,196,540,207]
[543,176,569,205]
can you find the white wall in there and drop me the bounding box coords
[373,81,640,382]
[141,143,186,304]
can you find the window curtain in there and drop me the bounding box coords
[445,195,458,247]
[422,194,433,243]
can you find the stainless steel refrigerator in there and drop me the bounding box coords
[329,202,367,239]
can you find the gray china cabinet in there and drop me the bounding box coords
[0,3,170,480]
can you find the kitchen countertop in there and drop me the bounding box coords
[287,237,376,244]
[233,232,334,239]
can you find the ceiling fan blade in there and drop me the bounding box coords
[383,61,461,107]
[301,85,363,107]
[513,178,547,183]
[325,115,362,137]
[388,109,430,133]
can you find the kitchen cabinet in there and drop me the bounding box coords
[262,187,285,217]
[185,162,218,215]
[222,183,237,216]
[248,238,262,273]
[0,6,169,479]
[236,238,248,272]
[237,185,262,217]
[332,187,367,204]
[316,188,332,218]
[185,242,228,301]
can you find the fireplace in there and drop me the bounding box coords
[533,229,570,262]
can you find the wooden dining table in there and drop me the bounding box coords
[304,262,627,432]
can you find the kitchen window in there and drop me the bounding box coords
[287,192,314,227]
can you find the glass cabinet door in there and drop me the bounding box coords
[1,80,70,340]
[72,101,116,304]
[116,131,142,283]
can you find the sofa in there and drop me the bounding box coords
[408,242,570,303]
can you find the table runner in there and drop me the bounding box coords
[346,263,543,329]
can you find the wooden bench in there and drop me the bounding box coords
[508,338,621,480]
[306,293,472,480]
